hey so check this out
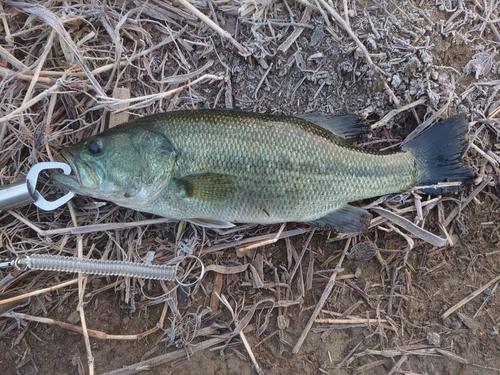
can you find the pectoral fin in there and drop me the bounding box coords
[174,173,236,201]
[306,205,372,233]
[188,218,236,228]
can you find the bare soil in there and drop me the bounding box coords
[1,1,500,375]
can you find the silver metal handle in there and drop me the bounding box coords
[0,180,34,211]
[0,162,74,212]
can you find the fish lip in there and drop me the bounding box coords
[57,147,102,189]
[61,147,82,185]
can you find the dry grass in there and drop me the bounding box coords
[0,1,500,374]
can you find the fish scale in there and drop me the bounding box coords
[139,111,414,222]
[52,110,473,232]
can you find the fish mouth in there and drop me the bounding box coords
[62,148,82,184]
[51,148,100,192]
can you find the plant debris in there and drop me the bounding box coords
[0,1,500,374]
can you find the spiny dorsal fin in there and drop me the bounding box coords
[294,114,368,141]
[174,173,236,201]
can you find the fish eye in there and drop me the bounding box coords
[87,139,103,155]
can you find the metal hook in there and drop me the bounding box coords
[26,162,74,211]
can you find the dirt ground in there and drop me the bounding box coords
[1,0,500,374]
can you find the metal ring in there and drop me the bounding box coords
[13,255,30,271]
[175,255,205,287]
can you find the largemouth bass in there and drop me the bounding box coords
[52,110,473,232]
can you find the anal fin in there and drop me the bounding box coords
[306,205,372,233]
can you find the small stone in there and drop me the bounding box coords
[427,362,435,374]
[91,278,102,289]
[347,242,377,261]
[482,287,493,301]
[236,247,254,258]
[177,285,191,302]
[66,311,80,325]
[71,355,80,367]
[309,25,325,47]
[450,320,462,330]
[392,74,402,88]
[426,332,440,345]
[354,267,362,278]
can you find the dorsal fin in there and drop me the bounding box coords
[294,114,368,141]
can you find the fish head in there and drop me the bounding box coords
[51,126,178,208]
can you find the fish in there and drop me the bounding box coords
[51,110,474,233]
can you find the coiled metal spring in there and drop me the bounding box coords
[13,254,204,287]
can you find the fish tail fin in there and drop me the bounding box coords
[402,114,474,193]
